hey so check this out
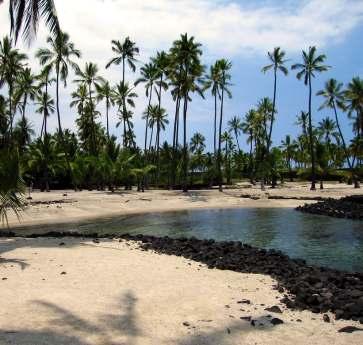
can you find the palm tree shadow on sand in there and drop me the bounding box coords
[0,289,274,345]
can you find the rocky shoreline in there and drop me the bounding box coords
[1,230,363,323]
[296,195,363,220]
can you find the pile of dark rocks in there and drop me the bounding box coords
[121,234,363,323]
[1,230,363,323]
[296,195,363,220]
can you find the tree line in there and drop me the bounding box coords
[0,32,362,222]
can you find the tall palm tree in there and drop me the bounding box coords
[95,80,114,139]
[112,81,137,148]
[345,77,363,141]
[242,109,257,183]
[292,46,330,190]
[36,89,54,140]
[3,0,60,43]
[228,115,243,152]
[203,62,222,154]
[295,111,309,137]
[280,135,297,182]
[74,62,104,155]
[216,59,232,192]
[135,62,158,152]
[36,31,81,147]
[106,37,139,148]
[170,33,204,192]
[148,104,168,184]
[0,35,27,140]
[152,51,169,112]
[106,37,139,84]
[261,47,288,152]
[14,67,38,143]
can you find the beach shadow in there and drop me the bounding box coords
[0,290,141,345]
[0,257,29,270]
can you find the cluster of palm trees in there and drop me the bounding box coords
[0,22,363,223]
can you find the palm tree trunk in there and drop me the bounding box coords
[182,94,189,192]
[156,121,160,186]
[88,83,96,155]
[308,74,316,190]
[149,125,154,152]
[214,92,217,155]
[144,88,153,153]
[235,130,241,152]
[333,103,359,188]
[8,82,13,141]
[218,82,225,192]
[171,95,180,188]
[267,67,277,152]
[106,98,110,139]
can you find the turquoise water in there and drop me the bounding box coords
[68,208,363,273]
[15,207,363,272]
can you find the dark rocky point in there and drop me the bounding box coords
[270,318,284,325]
[296,195,363,220]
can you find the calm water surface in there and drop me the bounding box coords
[64,208,363,273]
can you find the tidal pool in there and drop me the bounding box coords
[15,208,363,272]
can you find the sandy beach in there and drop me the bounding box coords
[1,237,363,345]
[1,183,363,344]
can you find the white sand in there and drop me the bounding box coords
[1,237,362,345]
[3,181,362,230]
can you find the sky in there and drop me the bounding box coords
[0,0,363,151]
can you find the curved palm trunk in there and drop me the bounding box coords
[218,81,225,192]
[333,103,360,188]
[308,74,316,190]
[20,93,28,151]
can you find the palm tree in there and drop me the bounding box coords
[112,82,137,148]
[152,51,169,112]
[261,47,288,152]
[317,117,339,146]
[292,46,330,190]
[148,105,168,184]
[96,80,114,139]
[345,77,363,142]
[0,36,27,140]
[36,89,54,140]
[106,37,139,84]
[170,33,204,192]
[227,116,242,152]
[190,132,206,153]
[203,62,222,154]
[135,62,158,152]
[74,62,104,155]
[242,109,257,183]
[280,135,297,182]
[295,111,309,137]
[3,0,60,43]
[221,131,234,185]
[14,67,38,146]
[216,59,232,192]
[36,31,81,151]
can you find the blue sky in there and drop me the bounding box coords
[1,0,363,152]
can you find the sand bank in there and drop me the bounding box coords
[1,237,362,345]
